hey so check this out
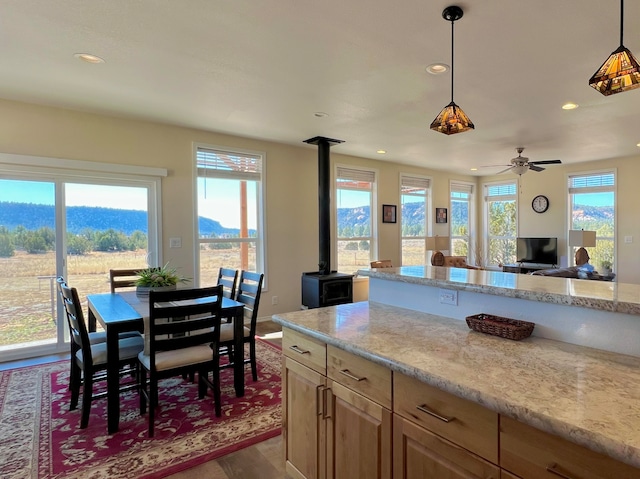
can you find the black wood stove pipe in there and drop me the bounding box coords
[303,136,344,276]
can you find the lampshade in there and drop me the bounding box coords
[426,236,450,251]
[568,230,596,247]
[588,0,640,96]
[430,6,474,135]
[430,101,475,135]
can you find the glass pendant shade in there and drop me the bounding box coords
[430,101,474,135]
[588,45,640,96]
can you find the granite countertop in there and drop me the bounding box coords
[358,265,640,315]
[273,301,640,469]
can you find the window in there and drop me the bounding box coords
[450,182,473,261]
[400,175,430,266]
[568,171,615,269]
[0,154,163,361]
[335,166,375,273]
[484,181,517,266]
[196,146,265,285]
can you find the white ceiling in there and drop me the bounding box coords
[2,0,639,175]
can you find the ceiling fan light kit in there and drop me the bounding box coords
[430,6,474,135]
[485,147,562,176]
[589,0,640,95]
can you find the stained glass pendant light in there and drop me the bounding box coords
[588,0,640,96]
[430,6,474,135]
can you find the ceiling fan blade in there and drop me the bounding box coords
[496,167,513,174]
[479,164,511,168]
[529,164,545,172]
[530,159,561,165]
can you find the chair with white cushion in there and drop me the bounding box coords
[138,285,224,437]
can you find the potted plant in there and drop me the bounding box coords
[135,263,190,299]
[600,260,612,276]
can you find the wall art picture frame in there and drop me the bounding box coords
[436,207,448,224]
[382,204,397,223]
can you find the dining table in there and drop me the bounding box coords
[86,290,246,434]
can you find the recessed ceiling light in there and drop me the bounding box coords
[426,63,450,75]
[470,167,478,171]
[637,142,640,147]
[74,53,105,64]
[377,150,386,154]
[313,112,328,118]
[562,102,579,110]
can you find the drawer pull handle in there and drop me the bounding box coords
[289,345,310,354]
[321,387,332,419]
[416,404,455,423]
[339,369,366,382]
[546,464,575,479]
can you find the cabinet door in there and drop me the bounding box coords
[326,380,392,479]
[394,415,500,479]
[284,357,327,479]
[501,471,522,479]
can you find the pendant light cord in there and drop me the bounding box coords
[620,0,624,46]
[450,18,455,103]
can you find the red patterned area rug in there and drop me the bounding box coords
[0,339,282,479]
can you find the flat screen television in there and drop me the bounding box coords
[516,237,558,265]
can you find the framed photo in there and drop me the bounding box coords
[436,207,448,224]
[382,204,397,223]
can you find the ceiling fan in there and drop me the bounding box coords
[484,147,562,175]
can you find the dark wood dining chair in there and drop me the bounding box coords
[138,285,224,437]
[56,277,141,391]
[109,268,143,293]
[59,280,144,429]
[217,267,238,299]
[219,271,264,381]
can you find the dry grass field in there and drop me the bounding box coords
[0,249,243,348]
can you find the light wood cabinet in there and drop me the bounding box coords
[283,357,327,479]
[393,372,500,478]
[501,470,521,479]
[394,372,498,464]
[394,415,500,479]
[500,416,640,479]
[283,328,392,479]
[326,380,392,479]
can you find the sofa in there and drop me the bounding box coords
[531,266,615,281]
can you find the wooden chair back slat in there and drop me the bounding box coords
[217,267,239,299]
[109,268,142,293]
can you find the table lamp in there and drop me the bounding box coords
[426,236,450,266]
[568,229,596,266]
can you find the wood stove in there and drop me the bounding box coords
[301,136,354,309]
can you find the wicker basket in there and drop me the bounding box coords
[465,313,535,341]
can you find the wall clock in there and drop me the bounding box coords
[532,195,549,213]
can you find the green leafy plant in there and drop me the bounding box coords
[134,263,190,287]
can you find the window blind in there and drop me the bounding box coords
[451,181,473,194]
[568,172,615,193]
[197,147,262,180]
[486,183,516,197]
[336,167,375,183]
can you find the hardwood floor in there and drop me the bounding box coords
[0,319,286,479]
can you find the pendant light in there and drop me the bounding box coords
[588,0,640,96]
[430,5,474,135]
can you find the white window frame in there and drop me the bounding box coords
[333,164,377,272]
[483,179,518,267]
[567,169,616,269]
[400,173,432,266]
[449,180,475,263]
[193,143,267,286]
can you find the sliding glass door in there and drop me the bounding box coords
[0,167,161,362]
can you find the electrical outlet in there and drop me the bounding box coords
[625,235,633,244]
[271,295,278,305]
[439,289,458,306]
[169,237,182,248]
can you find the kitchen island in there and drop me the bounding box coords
[273,266,640,478]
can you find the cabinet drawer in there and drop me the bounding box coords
[500,416,640,479]
[327,345,392,409]
[394,372,498,464]
[283,328,327,374]
[393,415,499,479]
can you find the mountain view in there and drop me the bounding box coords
[0,201,614,237]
